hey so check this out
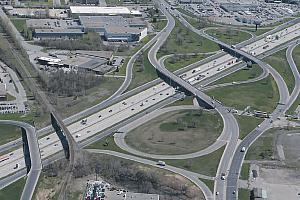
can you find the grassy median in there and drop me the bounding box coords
[235,115,264,139]
[165,146,225,177]
[206,28,252,45]
[157,19,219,57]
[264,48,295,94]
[212,64,263,85]
[126,109,223,155]
[207,76,279,113]
[0,177,26,200]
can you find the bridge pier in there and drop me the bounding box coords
[21,127,31,173]
[50,113,70,160]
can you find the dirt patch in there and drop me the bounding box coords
[34,152,204,200]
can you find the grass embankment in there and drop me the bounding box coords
[158,19,219,57]
[85,135,127,154]
[167,96,194,107]
[240,163,250,180]
[152,19,168,32]
[0,124,22,146]
[206,28,252,45]
[212,64,263,85]
[166,146,224,177]
[164,53,210,72]
[207,76,279,113]
[288,45,300,115]
[128,49,158,90]
[245,128,277,160]
[0,177,26,200]
[264,49,295,94]
[199,178,214,192]
[126,109,223,155]
[235,115,263,139]
[238,188,251,200]
[54,77,123,119]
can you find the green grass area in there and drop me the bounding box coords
[207,76,279,113]
[0,124,22,146]
[287,45,300,115]
[158,19,219,57]
[239,188,250,200]
[128,49,158,90]
[264,48,295,93]
[212,64,263,85]
[167,96,194,107]
[54,77,123,119]
[241,27,272,36]
[164,53,210,72]
[165,146,224,176]
[115,35,154,75]
[85,135,127,154]
[240,163,250,180]
[245,128,277,160]
[152,19,168,32]
[10,18,32,40]
[235,115,263,139]
[126,109,223,155]
[0,113,34,125]
[199,178,214,192]
[206,28,252,45]
[0,177,26,200]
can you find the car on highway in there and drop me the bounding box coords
[216,192,219,195]
[81,119,87,125]
[241,146,246,152]
[157,160,166,166]
[13,163,19,169]
[221,173,226,180]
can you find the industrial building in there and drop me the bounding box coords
[36,51,114,74]
[69,6,142,17]
[33,29,84,39]
[251,188,267,200]
[104,26,147,42]
[220,3,258,12]
[26,19,81,30]
[78,15,147,42]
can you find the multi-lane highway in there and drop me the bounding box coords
[1,1,300,199]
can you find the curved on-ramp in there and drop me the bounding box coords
[0,120,41,200]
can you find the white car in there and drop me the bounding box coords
[241,147,246,152]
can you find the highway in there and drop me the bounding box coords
[0,2,299,199]
[0,120,41,200]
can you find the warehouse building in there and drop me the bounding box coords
[104,26,147,42]
[79,15,147,42]
[69,6,142,18]
[33,29,85,39]
[27,19,82,30]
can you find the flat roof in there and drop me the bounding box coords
[35,29,84,34]
[105,26,144,34]
[70,6,131,15]
[27,19,81,29]
[79,16,128,28]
